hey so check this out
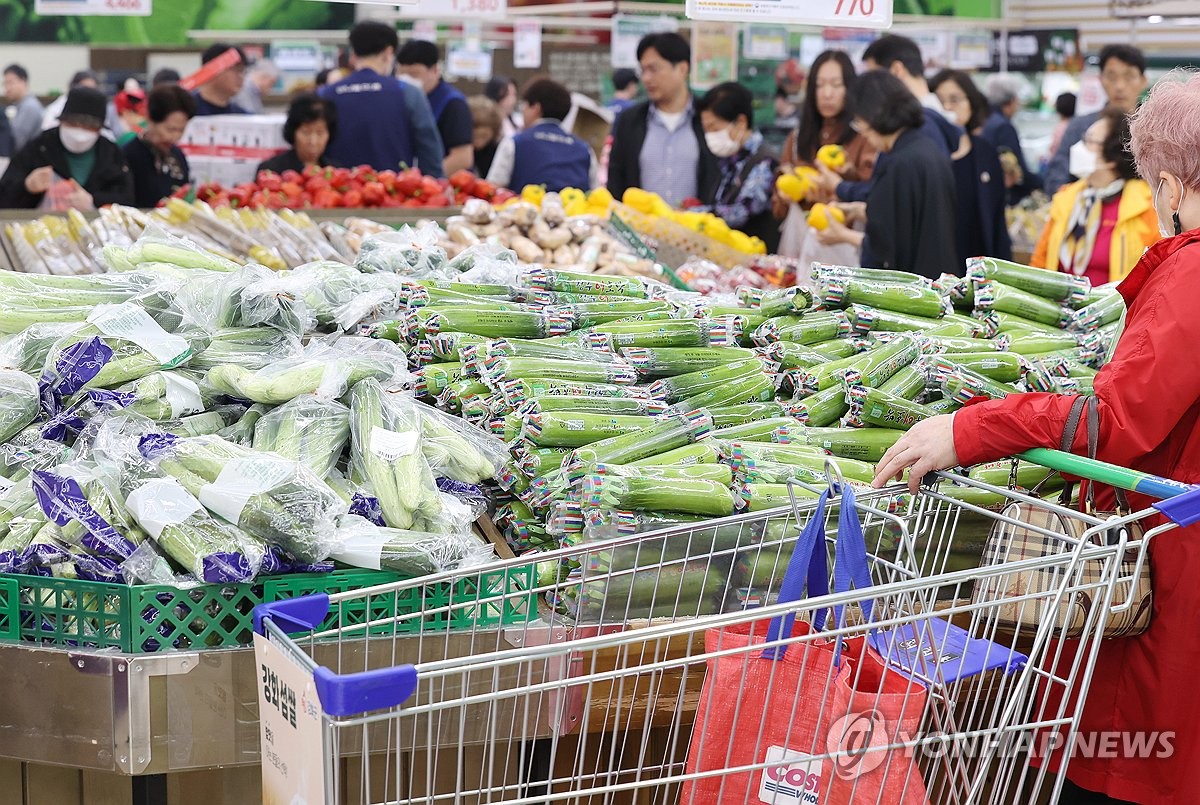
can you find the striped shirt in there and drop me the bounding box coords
[637,101,700,207]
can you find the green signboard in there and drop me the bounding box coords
[0,1,355,45]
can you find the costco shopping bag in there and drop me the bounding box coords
[681,487,929,804]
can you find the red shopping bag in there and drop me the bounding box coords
[681,486,929,805]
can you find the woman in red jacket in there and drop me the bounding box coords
[874,70,1200,804]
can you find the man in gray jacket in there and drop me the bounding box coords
[4,64,43,152]
[1042,44,1146,196]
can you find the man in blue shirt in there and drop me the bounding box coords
[193,44,251,117]
[487,78,596,192]
[318,21,444,176]
[605,69,639,117]
[396,40,474,176]
[982,73,1041,205]
[606,32,720,207]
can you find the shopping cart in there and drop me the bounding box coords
[253,450,1200,805]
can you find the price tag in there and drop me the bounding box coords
[254,632,326,805]
[686,0,891,30]
[35,0,151,15]
[514,20,543,69]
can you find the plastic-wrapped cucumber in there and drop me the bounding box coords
[418,307,572,340]
[500,378,650,408]
[522,268,651,299]
[591,462,733,485]
[791,385,850,427]
[621,346,756,378]
[745,286,815,317]
[648,358,767,402]
[811,262,930,286]
[765,342,829,370]
[920,335,992,355]
[846,386,932,431]
[513,445,571,477]
[709,418,797,444]
[522,412,660,448]
[840,336,920,388]
[206,343,402,405]
[252,396,350,480]
[483,356,638,386]
[518,396,667,417]
[567,410,711,469]
[967,257,1090,304]
[581,508,709,542]
[805,427,903,462]
[329,515,490,576]
[483,337,629,366]
[973,279,1069,328]
[629,442,722,467]
[878,364,928,400]
[677,371,776,411]
[553,300,674,327]
[940,351,1025,382]
[739,483,819,511]
[527,289,642,305]
[565,560,725,622]
[706,403,786,428]
[752,311,850,346]
[580,318,731,348]
[847,304,949,335]
[822,278,946,318]
[416,363,465,396]
[429,332,487,361]
[937,361,1018,404]
[582,474,735,517]
[1069,291,1124,331]
[966,460,1062,491]
[0,370,39,443]
[809,338,865,360]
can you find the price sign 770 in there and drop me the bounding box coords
[685,0,892,30]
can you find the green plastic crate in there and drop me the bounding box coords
[0,565,535,653]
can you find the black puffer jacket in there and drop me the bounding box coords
[0,127,134,209]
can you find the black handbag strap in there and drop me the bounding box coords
[1058,395,1131,513]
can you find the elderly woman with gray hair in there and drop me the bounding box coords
[873,70,1200,803]
[982,73,1042,204]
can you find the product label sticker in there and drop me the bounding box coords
[163,372,204,418]
[370,426,419,461]
[126,477,203,539]
[88,303,192,368]
[199,456,296,524]
[758,745,822,804]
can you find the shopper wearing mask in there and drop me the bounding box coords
[396,40,475,176]
[1044,44,1147,195]
[487,79,596,193]
[607,32,720,207]
[0,87,133,209]
[871,69,1200,805]
[930,69,1012,263]
[815,71,958,279]
[1031,106,1158,285]
[688,82,780,253]
[318,21,444,176]
[258,94,338,175]
[123,84,196,208]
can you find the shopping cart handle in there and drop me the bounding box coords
[313,664,419,718]
[253,595,332,636]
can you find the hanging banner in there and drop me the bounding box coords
[987,29,1081,72]
[35,0,151,14]
[743,24,790,61]
[692,21,738,90]
[611,15,679,69]
[514,21,543,69]
[686,0,891,31]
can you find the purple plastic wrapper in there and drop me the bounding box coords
[200,551,257,583]
[261,545,336,575]
[39,337,113,416]
[350,492,386,527]
[32,470,137,559]
[73,553,124,582]
[436,476,489,511]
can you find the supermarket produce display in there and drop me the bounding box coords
[0,185,1126,653]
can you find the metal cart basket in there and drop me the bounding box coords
[255,451,1199,805]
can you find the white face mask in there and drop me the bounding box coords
[1068,139,1098,180]
[59,125,99,154]
[1153,177,1185,239]
[397,73,423,90]
[705,127,740,158]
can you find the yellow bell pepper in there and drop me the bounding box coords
[521,184,546,206]
[587,187,614,209]
[622,187,658,214]
[776,173,807,202]
[817,144,847,171]
[807,203,846,232]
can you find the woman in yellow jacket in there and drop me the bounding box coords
[1032,106,1159,284]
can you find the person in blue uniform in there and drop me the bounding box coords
[486,79,596,193]
[396,40,474,176]
[318,21,444,176]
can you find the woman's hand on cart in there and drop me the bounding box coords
[872,413,959,493]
